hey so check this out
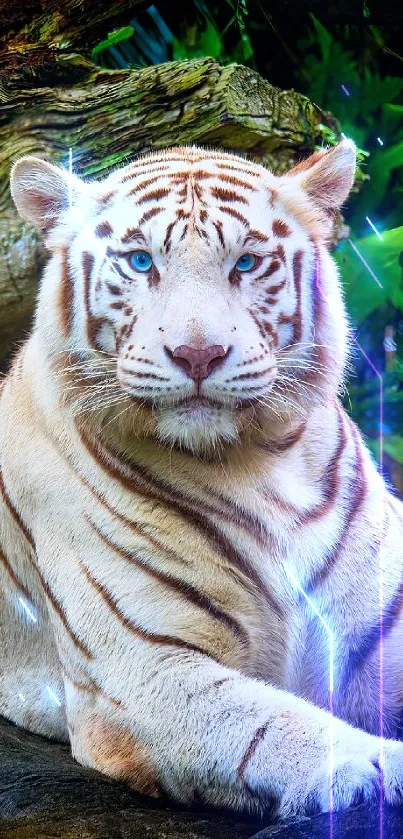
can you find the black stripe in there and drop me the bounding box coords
[344,578,403,683]
[79,558,216,660]
[87,517,250,649]
[78,425,284,620]
[0,468,93,660]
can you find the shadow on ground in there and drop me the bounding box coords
[0,716,402,838]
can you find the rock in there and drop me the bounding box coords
[1,715,403,839]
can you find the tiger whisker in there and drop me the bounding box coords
[101,403,134,429]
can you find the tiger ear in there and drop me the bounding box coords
[286,140,356,210]
[10,156,84,232]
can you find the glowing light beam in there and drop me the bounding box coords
[377,137,384,146]
[285,565,335,827]
[349,331,385,839]
[365,216,384,241]
[18,693,26,703]
[347,239,383,288]
[46,686,62,707]
[341,84,350,96]
[315,254,385,837]
[18,597,37,624]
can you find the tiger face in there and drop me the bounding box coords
[10,142,356,456]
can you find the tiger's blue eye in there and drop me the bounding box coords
[129,251,153,272]
[235,253,258,272]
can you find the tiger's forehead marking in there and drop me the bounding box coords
[101,149,269,204]
[94,148,282,253]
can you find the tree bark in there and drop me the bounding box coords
[0,3,338,369]
[0,0,145,86]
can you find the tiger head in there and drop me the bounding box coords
[10,142,356,457]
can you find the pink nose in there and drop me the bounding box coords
[165,344,229,382]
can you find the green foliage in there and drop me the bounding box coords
[347,384,403,465]
[352,139,403,230]
[299,16,403,233]
[373,436,403,467]
[172,0,253,65]
[172,21,223,61]
[91,2,254,71]
[335,227,403,324]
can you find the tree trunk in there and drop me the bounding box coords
[0,1,338,369]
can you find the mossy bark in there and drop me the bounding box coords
[0,0,145,87]
[0,3,339,368]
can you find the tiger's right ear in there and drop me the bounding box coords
[10,156,84,232]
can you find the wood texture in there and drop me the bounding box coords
[0,0,144,86]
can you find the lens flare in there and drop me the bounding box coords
[365,216,384,241]
[347,239,383,288]
[46,686,62,707]
[18,596,37,624]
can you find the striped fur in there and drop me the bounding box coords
[2,141,403,818]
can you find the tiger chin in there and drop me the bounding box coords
[2,139,403,822]
[156,400,239,455]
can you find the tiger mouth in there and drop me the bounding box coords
[178,397,222,409]
[170,395,256,412]
[139,393,258,413]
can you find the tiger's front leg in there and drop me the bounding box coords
[64,646,403,818]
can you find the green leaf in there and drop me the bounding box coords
[173,21,223,61]
[350,142,403,224]
[91,26,135,59]
[384,103,403,128]
[199,20,222,58]
[335,226,403,324]
[371,435,403,465]
[311,15,333,63]
[172,36,189,61]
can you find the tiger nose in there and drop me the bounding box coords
[165,344,230,382]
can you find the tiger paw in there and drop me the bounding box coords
[381,740,403,806]
[278,735,403,818]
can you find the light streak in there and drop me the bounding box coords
[46,686,62,707]
[377,137,384,146]
[349,332,385,839]
[365,216,384,241]
[341,84,350,96]
[347,239,383,288]
[316,252,385,836]
[18,597,37,624]
[18,693,26,703]
[285,565,335,828]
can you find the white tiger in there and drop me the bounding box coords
[1,140,403,819]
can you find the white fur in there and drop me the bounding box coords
[2,143,403,818]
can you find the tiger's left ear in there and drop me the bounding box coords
[286,139,356,210]
[10,156,86,233]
